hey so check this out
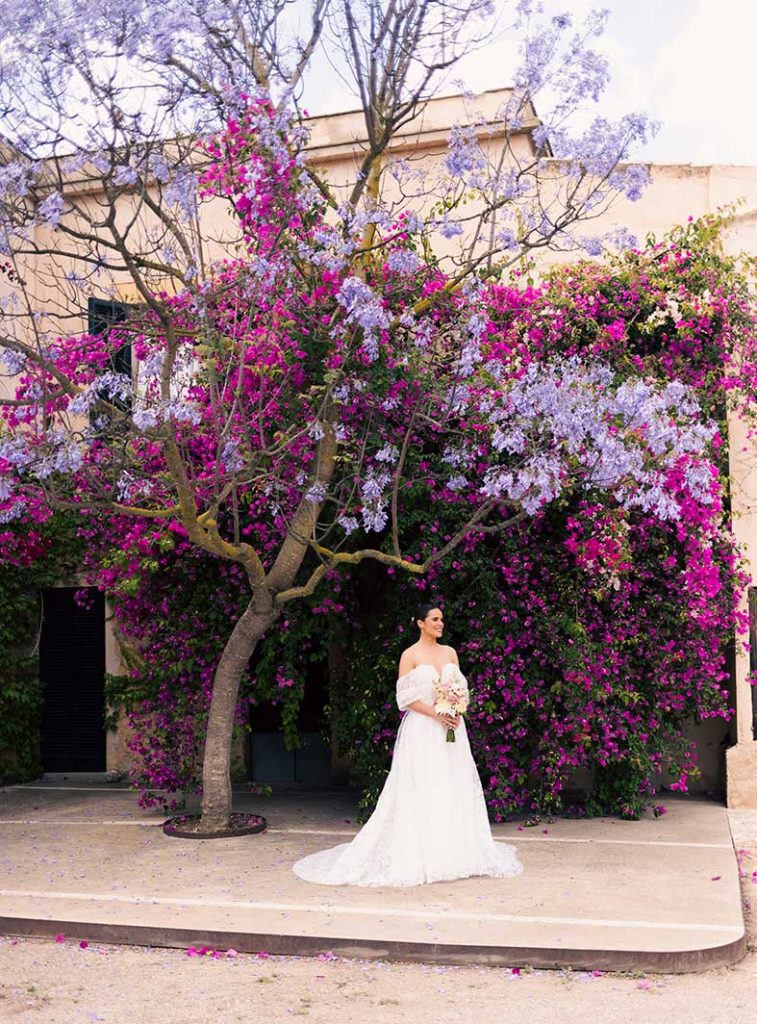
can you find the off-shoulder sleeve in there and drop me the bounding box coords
[396,668,428,712]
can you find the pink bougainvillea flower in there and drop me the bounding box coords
[79,940,89,949]
[55,934,65,943]
[710,875,722,881]
[226,949,239,958]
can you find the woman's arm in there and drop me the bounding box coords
[405,698,459,728]
[398,649,414,677]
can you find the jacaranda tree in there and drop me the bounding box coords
[0,2,727,832]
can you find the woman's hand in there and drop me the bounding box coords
[436,712,459,731]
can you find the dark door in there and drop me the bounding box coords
[248,661,332,784]
[39,587,106,771]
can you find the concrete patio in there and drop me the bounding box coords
[0,780,750,973]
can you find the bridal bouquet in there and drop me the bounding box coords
[434,667,469,743]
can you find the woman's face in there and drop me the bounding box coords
[419,608,444,640]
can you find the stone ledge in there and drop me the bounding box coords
[0,916,746,975]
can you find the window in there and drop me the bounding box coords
[87,297,132,421]
[88,297,132,377]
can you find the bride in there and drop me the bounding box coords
[292,600,523,887]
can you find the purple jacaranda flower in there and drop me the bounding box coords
[0,500,24,523]
[362,506,388,532]
[0,346,26,374]
[336,277,389,360]
[480,356,716,522]
[337,514,359,535]
[437,216,464,240]
[114,165,139,186]
[304,482,327,503]
[0,435,33,468]
[164,169,198,222]
[69,372,133,416]
[132,406,160,431]
[445,124,486,183]
[386,249,421,274]
[581,236,604,257]
[374,444,399,464]
[37,191,65,228]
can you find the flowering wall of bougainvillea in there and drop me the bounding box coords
[53,213,754,820]
[330,214,755,820]
[0,98,753,817]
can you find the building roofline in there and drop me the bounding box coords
[5,86,542,199]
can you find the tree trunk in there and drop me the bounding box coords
[199,591,277,832]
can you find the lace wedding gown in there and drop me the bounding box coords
[292,663,523,887]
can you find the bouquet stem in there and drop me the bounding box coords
[446,728,455,743]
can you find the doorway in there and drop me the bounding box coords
[39,587,106,772]
[247,661,332,784]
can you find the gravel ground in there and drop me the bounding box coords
[1,849,755,1024]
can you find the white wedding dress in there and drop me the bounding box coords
[292,663,523,887]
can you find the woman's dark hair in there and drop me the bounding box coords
[414,599,443,626]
